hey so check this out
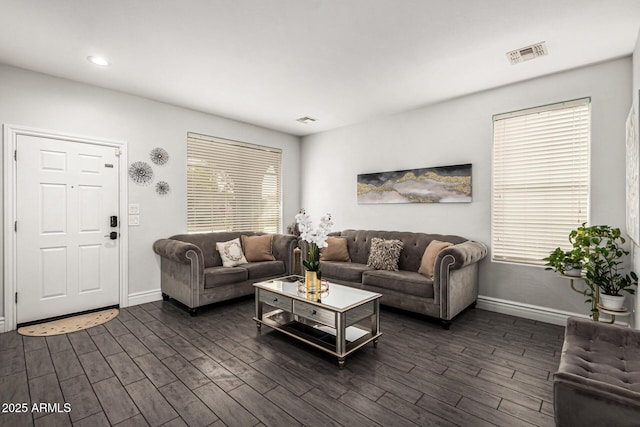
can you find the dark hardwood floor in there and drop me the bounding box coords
[0,296,563,426]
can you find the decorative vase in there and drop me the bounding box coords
[305,270,320,293]
[600,293,625,311]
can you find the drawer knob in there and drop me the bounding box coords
[312,309,317,315]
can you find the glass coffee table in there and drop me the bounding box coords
[253,275,382,368]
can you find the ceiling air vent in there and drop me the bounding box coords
[506,42,548,65]
[296,116,317,124]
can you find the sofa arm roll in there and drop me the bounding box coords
[153,239,203,266]
[437,240,487,270]
[271,234,298,274]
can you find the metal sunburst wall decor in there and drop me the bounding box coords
[128,161,154,185]
[150,147,169,166]
[156,181,170,196]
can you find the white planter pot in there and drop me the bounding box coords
[600,294,625,311]
[564,265,582,277]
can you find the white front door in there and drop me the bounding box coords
[16,134,120,323]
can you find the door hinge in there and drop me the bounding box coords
[15,292,17,303]
[14,221,17,232]
[14,150,16,161]
[115,148,122,157]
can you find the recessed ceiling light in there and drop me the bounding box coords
[296,116,317,124]
[87,56,110,66]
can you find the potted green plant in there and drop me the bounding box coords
[543,247,584,277]
[571,224,638,310]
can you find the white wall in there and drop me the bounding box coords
[632,30,640,328]
[301,57,632,319]
[0,63,301,320]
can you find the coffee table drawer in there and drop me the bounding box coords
[293,301,335,327]
[259,290,292,311]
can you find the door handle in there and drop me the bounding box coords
[104,232,118,240]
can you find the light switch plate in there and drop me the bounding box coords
[128,204,140,215]
[129,214,140,226]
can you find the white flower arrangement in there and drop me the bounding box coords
[295,209,333,276]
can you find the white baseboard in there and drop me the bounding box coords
[127,289,162,307]
[477,295,588,326]
[0,317,5,333]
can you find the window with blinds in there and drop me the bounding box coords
[492,98,590,265]
[187,132,282,233]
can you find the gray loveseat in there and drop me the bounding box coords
[153,232,297,315]
[304,229,487,328]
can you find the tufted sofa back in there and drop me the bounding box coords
[336,229,467,272]
[169,232,262,268]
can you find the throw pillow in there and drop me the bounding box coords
[241,234,276,262]
[367,237,403,271]
[320,237,351,262]
[418,240,453,278]
[216,238,248,267]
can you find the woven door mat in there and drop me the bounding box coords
[17,308,119,336]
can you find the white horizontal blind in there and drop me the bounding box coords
[187,132,282,233]
[492,98,590,265]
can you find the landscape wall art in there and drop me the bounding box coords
[357,163,472,204]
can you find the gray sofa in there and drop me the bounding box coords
[304,229,487,328]
[554,317,640,427]
[153,232,297,315]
